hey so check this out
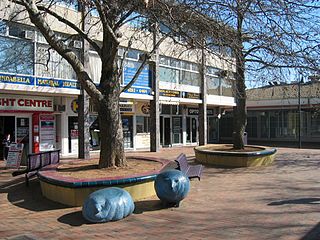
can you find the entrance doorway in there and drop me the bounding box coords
[208,116,219,143]
[0,116,31,162]
[0,116,15,160]
[122,116,133,149]
[160,116,171,147]
[186,116,198,144]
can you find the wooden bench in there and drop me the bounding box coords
[175,153,203,181]
[12,149,60,186]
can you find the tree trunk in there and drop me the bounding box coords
[233,50,247,149]
[97,53,126,168]
[233,9,247,150]
[97,95,126,168]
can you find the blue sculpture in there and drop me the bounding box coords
[154,169,190,207]
[82,187,135,223]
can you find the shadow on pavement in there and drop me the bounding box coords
[300,222,320,240]
[268,198,320,206]
[58,210,89,226]
[0,177,70,211]
[134,199,166,214]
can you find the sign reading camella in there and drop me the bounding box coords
[0,94,53,112]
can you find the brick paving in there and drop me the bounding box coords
[0,146,319,240]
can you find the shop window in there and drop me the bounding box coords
[136,116,150,133]
[246,117,257,138]
[310,113,320,136]
[161,105,171,114]
[0,36,34,75]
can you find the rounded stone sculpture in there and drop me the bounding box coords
[82,187,135,223]
[154,169,190,207]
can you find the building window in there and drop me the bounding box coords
[180,70,200,86]
[0,36,34,75]
[310,113,320,136]
[221,77,234,97]
[159,66,179,83]
[207,76,220,95]
[136,116,150,133]
[36,44,77,79]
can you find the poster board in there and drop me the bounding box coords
[39,115,56,151]
[5,143,24,169]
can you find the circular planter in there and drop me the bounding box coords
[194,144,277,168]
[38,157,171,207]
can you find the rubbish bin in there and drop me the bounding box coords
[243,132,248,145]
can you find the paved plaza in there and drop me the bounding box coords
[0,147,319,240]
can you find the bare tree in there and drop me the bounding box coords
[5,0,165,168]
[160,0,320,149]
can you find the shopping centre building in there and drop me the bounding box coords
[220,80,320,145]
[0,3,236,158]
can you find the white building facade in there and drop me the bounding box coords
[0,3,236,158]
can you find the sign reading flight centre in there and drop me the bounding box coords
[0,94,54,112]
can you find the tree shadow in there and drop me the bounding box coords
[0,177,70,211]
[268,198,320,206]
[300,222,320,240]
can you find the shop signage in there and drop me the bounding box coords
[182,92,200,99]
[36,77,79,89]
[141,104,150,114]
[120,104,133,113]
[124,64,150,88]
[0,94,53,112]
[71,99,78,113]
[188,108,214,115]
[0,72,80,89]
[160,89,180,98]
[39,115,55,151]
[124,87,151,95]
[0,72,34,85]
[5,143,24,169]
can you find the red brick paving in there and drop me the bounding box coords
[0,146,319,240]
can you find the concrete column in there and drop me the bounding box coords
[199,48,207,146]
[150,22,160,152]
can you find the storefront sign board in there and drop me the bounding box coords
[5,143,24,169]
[0,94,53,112]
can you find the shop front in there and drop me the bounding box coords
[0,94,55,162]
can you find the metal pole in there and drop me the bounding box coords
[298,77,302,149]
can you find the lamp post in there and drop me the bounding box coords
[298,76,303,149]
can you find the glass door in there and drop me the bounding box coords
[172,117,182,145]
[122,116,133,149]
[163,117,171,146]
[208,116,218,143]
[186,116,198,144]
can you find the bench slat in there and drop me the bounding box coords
[11,149,60,186]
[175,153,203,180]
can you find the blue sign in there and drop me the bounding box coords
[124,87,151,95]
[0,72,34,85]
[123,61,151,88]
[36,77,79,89]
